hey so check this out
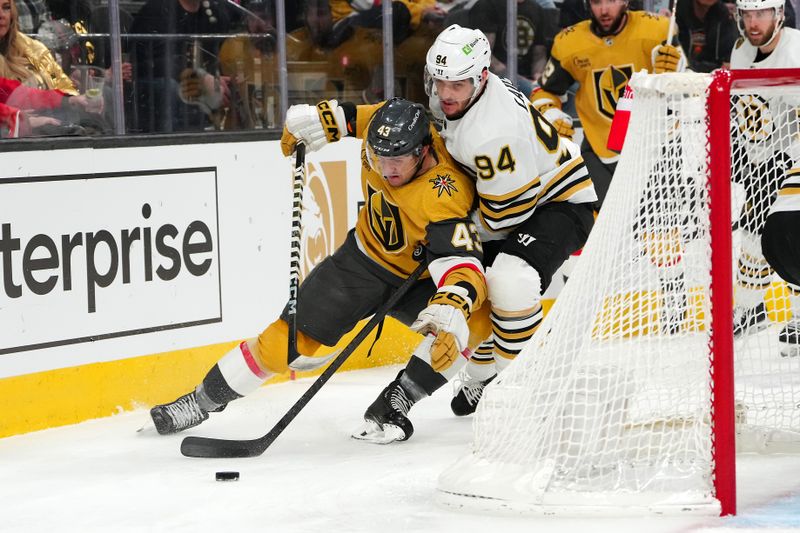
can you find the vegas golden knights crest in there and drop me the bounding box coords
[367,182,406,252]
[301,161,349,278]
[593,64,633,120]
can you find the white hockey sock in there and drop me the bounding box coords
[216,341,272,397]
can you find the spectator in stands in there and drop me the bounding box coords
[676,0,738,71]
[130,0,233,132]
[219,0,278,129]
[0,0,75,92]
[1,74,99,136]
[559,0,643,27]
[533,0,684,210]
[468,0,551,94]
[15,0,50,33]
[287,0,382,104]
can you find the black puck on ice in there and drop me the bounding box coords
[215,471,240,482]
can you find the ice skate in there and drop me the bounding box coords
[780,318,800,357]
[352,373,416,444]
[450,372,496,417]
[149,391,212,435]
[733,302,769,338]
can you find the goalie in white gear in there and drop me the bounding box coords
[728,0,800,355]
[425,25,597,416]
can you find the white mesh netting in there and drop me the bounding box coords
[437,71,800,515]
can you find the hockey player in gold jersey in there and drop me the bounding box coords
[149,98,491,442]
[532,0,685,208]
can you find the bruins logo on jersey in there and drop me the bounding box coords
[733,94,774,142]
[593,64,633,120]
[505,16,536,56]
[367,183,406,252]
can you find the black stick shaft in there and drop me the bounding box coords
[287,143,305,363]
[181,258,427,458]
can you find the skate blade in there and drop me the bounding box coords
[781,344,800,358]
[137,418,156,433]
[351,420,406,444]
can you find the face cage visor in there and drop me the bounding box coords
[366,143,424,181]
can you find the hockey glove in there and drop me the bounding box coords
[652,43,685,74]
[280,100,347,156]
[531,96,574,139]
[411,286,471,373]
[178,68,225,114]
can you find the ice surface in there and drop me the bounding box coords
[1,365,799,533]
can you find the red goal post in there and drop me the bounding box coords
[437,69,800,517]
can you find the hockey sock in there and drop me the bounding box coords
[491,302,543,363]
[736,231,773,309]
[464,339,497,379]
[403,355,448,398]
[198,341,272,410]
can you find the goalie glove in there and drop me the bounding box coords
[651,42,685,74]
[410,286,472,373]
[531,96,574,139]
[280,100,347,156]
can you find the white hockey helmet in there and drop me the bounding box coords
[424,24,491,99]
[735,0,785,46]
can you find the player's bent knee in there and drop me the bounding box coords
[257,319,323,374]
[466,304,492,349]
[486,253,542,311]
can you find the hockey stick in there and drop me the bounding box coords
[278,144,337,373]
[180,257,428,458]
[287,143,305,366]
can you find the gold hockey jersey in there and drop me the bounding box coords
[352,103,485,306]
[328,0,436,28]
[541,11,670,161]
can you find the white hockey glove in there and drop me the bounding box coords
[651,42,685,74]
[411,286,472,373]
[280,100,347,157]
[349,0,379,10]
[178,68,228,115]
[531,96,574,139]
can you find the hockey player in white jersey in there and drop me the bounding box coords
[729,0,800,355]
[423,25,597,415]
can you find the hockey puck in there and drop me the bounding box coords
[215,471,240,482]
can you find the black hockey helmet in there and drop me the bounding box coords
[367,98,432,160]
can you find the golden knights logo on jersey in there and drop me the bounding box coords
[429,173,458,197]
[367,183,406,252]
[593,64,633,120]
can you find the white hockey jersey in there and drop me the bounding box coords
[729,27,800,208]
[439,73,597,240]
[730,26,800,69]
[729,26,800,161]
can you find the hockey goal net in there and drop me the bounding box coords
[438,70,800,516]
